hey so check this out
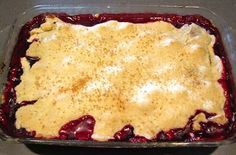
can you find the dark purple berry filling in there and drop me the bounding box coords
[59,115,95,140]
[113,125,135,141]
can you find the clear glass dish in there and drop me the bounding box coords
[0,4,235,147]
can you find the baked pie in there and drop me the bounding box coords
[0,13,235,142]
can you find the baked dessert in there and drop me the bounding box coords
[0,13,235,142]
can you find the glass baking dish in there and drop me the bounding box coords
[0,4,236,147]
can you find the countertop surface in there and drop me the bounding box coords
[0,0,236,154]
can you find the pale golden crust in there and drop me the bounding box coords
[15,17,227,141]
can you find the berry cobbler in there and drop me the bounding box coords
[0,13,235,142]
